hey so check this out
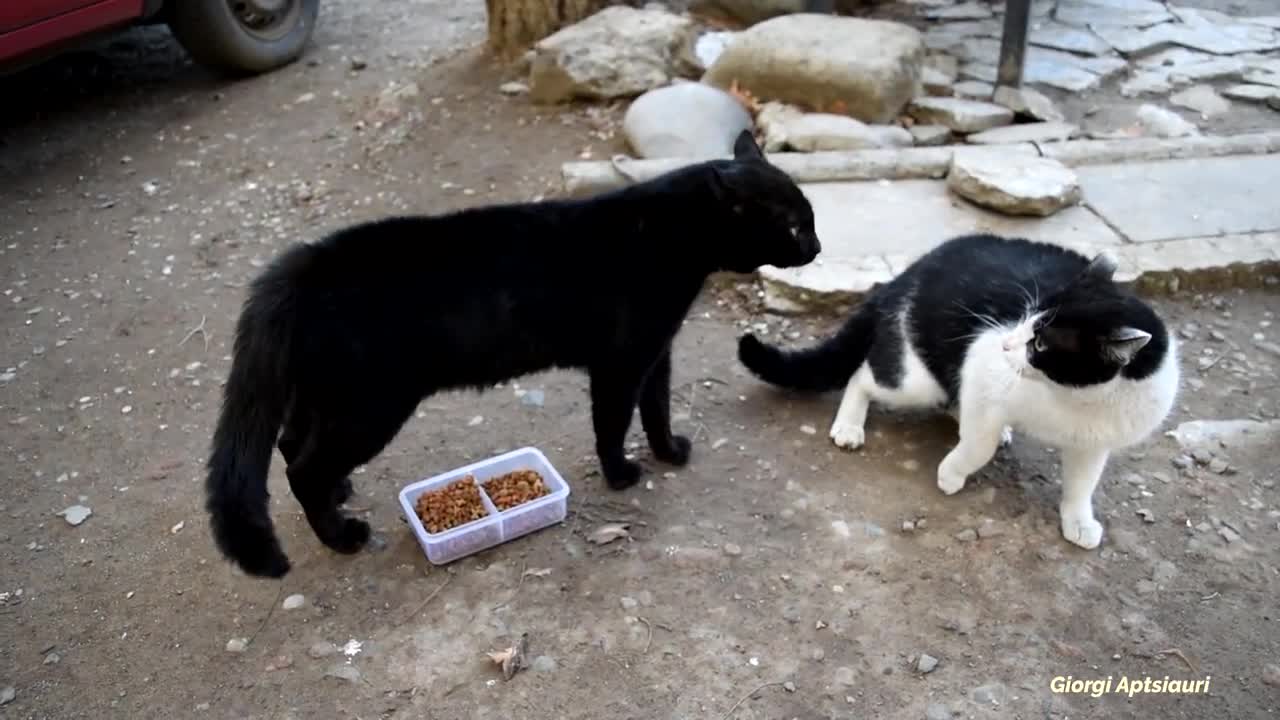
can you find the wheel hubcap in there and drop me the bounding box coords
[227,0,296,36]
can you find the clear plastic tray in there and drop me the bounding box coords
[398,447,571,565]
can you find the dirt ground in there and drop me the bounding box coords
[2,1,1279,719]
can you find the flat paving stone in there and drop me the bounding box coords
[1077,154,1280,243]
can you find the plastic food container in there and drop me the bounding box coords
[398,447,571,565]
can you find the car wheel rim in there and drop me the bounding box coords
[227,0,301,40]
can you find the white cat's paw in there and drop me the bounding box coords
[999,426,1013,447]
[829,422,865,451]
[936,467,967,495]
[1061,511,1104,549]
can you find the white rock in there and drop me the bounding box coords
[948,152,1081,216]
[992,86,1065,123]
[1222,84,1280,102]
[909,124,952,146]
[498,81,529,95]
[225,638,249,653]
[623,82,752,159]
[1170,84,1231,118]
[1136,104,1200,138]
[704,16,925,124]
[282,594,306,610]
[952,80,993,100]
[528,6,696,103]
[922,66,955,96]
[692,31,738,71]
[776,112,912,151]
[756,101,804,152]
[60,505,91,526]
[907,97,1013,133]
[965,121,1079,145]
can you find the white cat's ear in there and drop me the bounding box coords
[732,130,765,162]
[1103,327,1151,365]
[1083,252,1119,281]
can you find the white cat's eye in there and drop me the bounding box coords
[1033,335,1047,352]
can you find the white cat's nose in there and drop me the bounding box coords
[1002,337,1020,352]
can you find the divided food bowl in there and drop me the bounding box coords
[398,447,571,565]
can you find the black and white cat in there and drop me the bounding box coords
[738,233,1179,550]
[205,130,820,578]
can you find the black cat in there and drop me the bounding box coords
[206,130,820,578]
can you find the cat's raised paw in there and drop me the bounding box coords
[603,459,643,491]
[936,468,967,495]
[1061,512,1103,549]
[653,435,692,466]
[829,422,865,450]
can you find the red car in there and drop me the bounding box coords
[0,0,319,75]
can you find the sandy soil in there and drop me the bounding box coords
[1,1,1278,719]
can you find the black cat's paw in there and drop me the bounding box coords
[653,435,692,466]
[737,333,768,369]
[329,518,371,554]
[602,459,643,490]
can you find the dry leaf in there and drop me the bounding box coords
[486,632,529,681]
[588,523,631,545]
[522,567,552,578]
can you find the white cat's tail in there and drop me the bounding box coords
[737,306,877,391]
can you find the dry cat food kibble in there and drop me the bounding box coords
[482,469,551,511]
[414,477,488,534]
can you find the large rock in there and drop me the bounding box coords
[703,15,925,124]
[529,7,697,104]
[907,97,1013,133]
[993,86,1066,122]
[1136,104,1200,137]
[947,152,1081,216]
[761,110,913,151]
[623,82,753,159]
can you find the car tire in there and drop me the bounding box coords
[167,0,319,75]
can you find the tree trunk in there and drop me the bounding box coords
[485,0,607,57]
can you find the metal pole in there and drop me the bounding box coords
[996,0,1033,88]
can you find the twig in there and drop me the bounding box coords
[178,314,210,352]
[721,682,786,720]
[395,575,452,627]
[1155,648,1197,673]
[637,616,653,654]
[491,561,527,612]
[1199,591,1220,602]
[248,583,286,648]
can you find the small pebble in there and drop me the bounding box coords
[917,653,939,673]
[0,687,13,705]
[225,638,249,653]
[1219,527,1241,544]
[325,665,361,683]
[783,681,797,693]
[1136,508,1155,523]
[620,596,638,610]
[1208,458,1230,474]
[350,56,368,71]
[954,528,978,542]
[901,520,916,533]
[60,505,91,526]
[723,543,742,556]
[308,641,339,659]
[43,652,60,665]
[282,594,305,610]
[926,704,951,720]
[976,519,1004,539]
[799,424,817,435]
[532,655,557,673]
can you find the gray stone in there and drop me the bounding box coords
[623,82,752,159]
[0,687,13,705]
[966,121,1079,145]
[531,655,558,673]
[703,16,925,124]
[1223,84,1279,102]
[1263,664,1280,687]
[910,125,952,146]
[922,67,955,96]
[60,504,91,526]
[1056,0,1172,29]
[948,152,1081,216]
[972,682,1007,705]
[1245,69,1280,88]
[925,704,951,720]
[992,86,1064,122]
[917,653,939,673]
[689,0,804,26]
[1170,58,1246,84]
[1171,85,1231,118]
[1136,104,1199,138]
[1121,72,1174,97]
[952,80,993,100]
[282,594,305,610]
[723,542,743,556]
[529,7,697,103]
[308,641,340,659]
[225,638,249,653]
[976,518,1007,539]
[924,2,992,20]
[954,528,978,542]
[1167,418,1280,452]
[908,97,1012,133]
[777,113,912,151]
[620,596,639,610]
[498,81,528,96]
[1031,23,1112,56]
[325,665,361,683]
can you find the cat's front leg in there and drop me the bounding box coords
[589,367,644,490]
[936,411,1005,495]
[639,349,691,466]
[829,369,872,450]
[1059,446,1109,549]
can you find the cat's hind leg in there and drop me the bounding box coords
[1059,446,1109,549]
[936,410,1005,495]
[829,366,873,450]
[639,349,691,466]
[280,404,352,506]
[589,366,646,490]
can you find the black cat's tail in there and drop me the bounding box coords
[204,253,305,579]
[738,305,878,392]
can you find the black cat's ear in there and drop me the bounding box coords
[732,130,765,162]
[1082,252,1118,282]
[1102,326,1151,365]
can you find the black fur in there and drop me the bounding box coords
[738,233,1168,403]
[206,131,820,578]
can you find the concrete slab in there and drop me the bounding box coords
[1077,154,1280,243]
[759,178,1122,302]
